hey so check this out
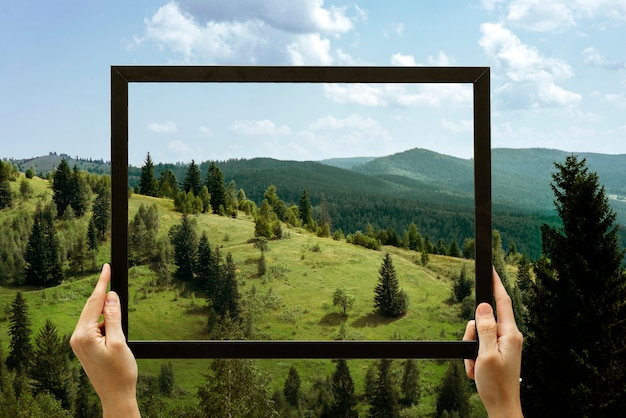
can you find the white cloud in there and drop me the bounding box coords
[230,119,291,136]
[427,51,456,66]
[441,118,473,134]
[582,47,626,70]
[483,0,626,32]
[506,0,575,32]
[605,93,626,108]
[479,22,581,108]
[146,120,178,133]
[390,53,417,66]
[324,83,471,108]
[132,0,359,65]
[287,33,333,65]
[168,139,190,152]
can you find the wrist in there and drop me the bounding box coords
[101,395,140,418]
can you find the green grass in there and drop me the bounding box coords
[0,176,493,416]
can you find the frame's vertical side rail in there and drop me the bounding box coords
[474,69,492,307]
[110,67,130,338]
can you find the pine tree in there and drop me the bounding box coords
[283,366,301,407]
[168,213,197,281]
[368,359,400,418]
[206,162,226,215]
[139,152,159,196]
[324,359,358,417]
[52,159,72,217]
[92,189,110,240]
[374,253,408,317]
[522,155,626,416]
[435,361,470,417]
[407,223,423,251]
[158,169,179,198]
[24,208,63,287]
[29,319,72,409]
[401,359,420,406]
[197,232,213,291]
[298,189,314,229]
[6,292,32,373]
[183,160,202,196]
[0,160,13,210]
[452,265,473,302]
[69,165,90,217]
[214,253,240,320]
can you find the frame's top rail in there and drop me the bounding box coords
[112,65,489,84]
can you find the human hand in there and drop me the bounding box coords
[463,268,523,418]
[70,264,140,417]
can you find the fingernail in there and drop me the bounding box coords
[476,303,493,318]
[105,292,118,305]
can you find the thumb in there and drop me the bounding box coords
[103,291,126,344]
[475,303,497,356]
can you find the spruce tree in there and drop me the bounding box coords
[168,213,197,281]
[374,253,408,317]
[0,160,13,210]
[52,159,72,217]
[158,169,179,198]
[24,208,63,287]
[197,232,213,292]
[213,253,240,320]
[92,189,110,240]
[522,155,626,416]
[298,189,314,229]
[452,265,473,302]
[324,359,358,417]
[6,292,33,373]
[283,366,301,407]
[206,162,226,215]
[139,152,159,197]
[368,359,400,418]
[183,160,202,196]
[401,359,420,406]
[69,165,90,217]
[30,319,72,409]
[435,361,470,417]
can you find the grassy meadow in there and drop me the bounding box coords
[0,175,496,416]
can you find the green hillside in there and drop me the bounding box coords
[0,175,495,416]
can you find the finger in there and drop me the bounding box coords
[492,267,516,330]
[102,290,127,346]
[463,320,476,342]
[475,302,498,356]
[77,264,111,325]
[464,358,476,380]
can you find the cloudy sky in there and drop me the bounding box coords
[1,0,625,165]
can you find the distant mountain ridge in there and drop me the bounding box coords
[8,147,626,257]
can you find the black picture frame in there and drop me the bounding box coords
[111,65,492,359]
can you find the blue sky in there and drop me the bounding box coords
[1,0,625,165]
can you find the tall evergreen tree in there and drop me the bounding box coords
[168,213,198,281]
[29,319,72,409]
[452,265,473,302]
[0,160,13,210]
[158,169,179,199]
[323,359,358,418]
[407,223,423,251]
[298,189,314,229]
[197,232,214,292]
[521,155,626,416]
[92,189,111,240]
[183,160,202,196]
[52,159,72,217]
[206,162,226,215]
[373,253,408,317]
[401,359,420,406]
[435,361,471,417]
[368,359,400,418]
[283,366,301,407]
[69,165,90,217]
[213,253,240,320]
[139,152,159,197]
[24,208,63,287]
[6,292,32,373]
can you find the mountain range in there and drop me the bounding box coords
[9,147,626,258]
